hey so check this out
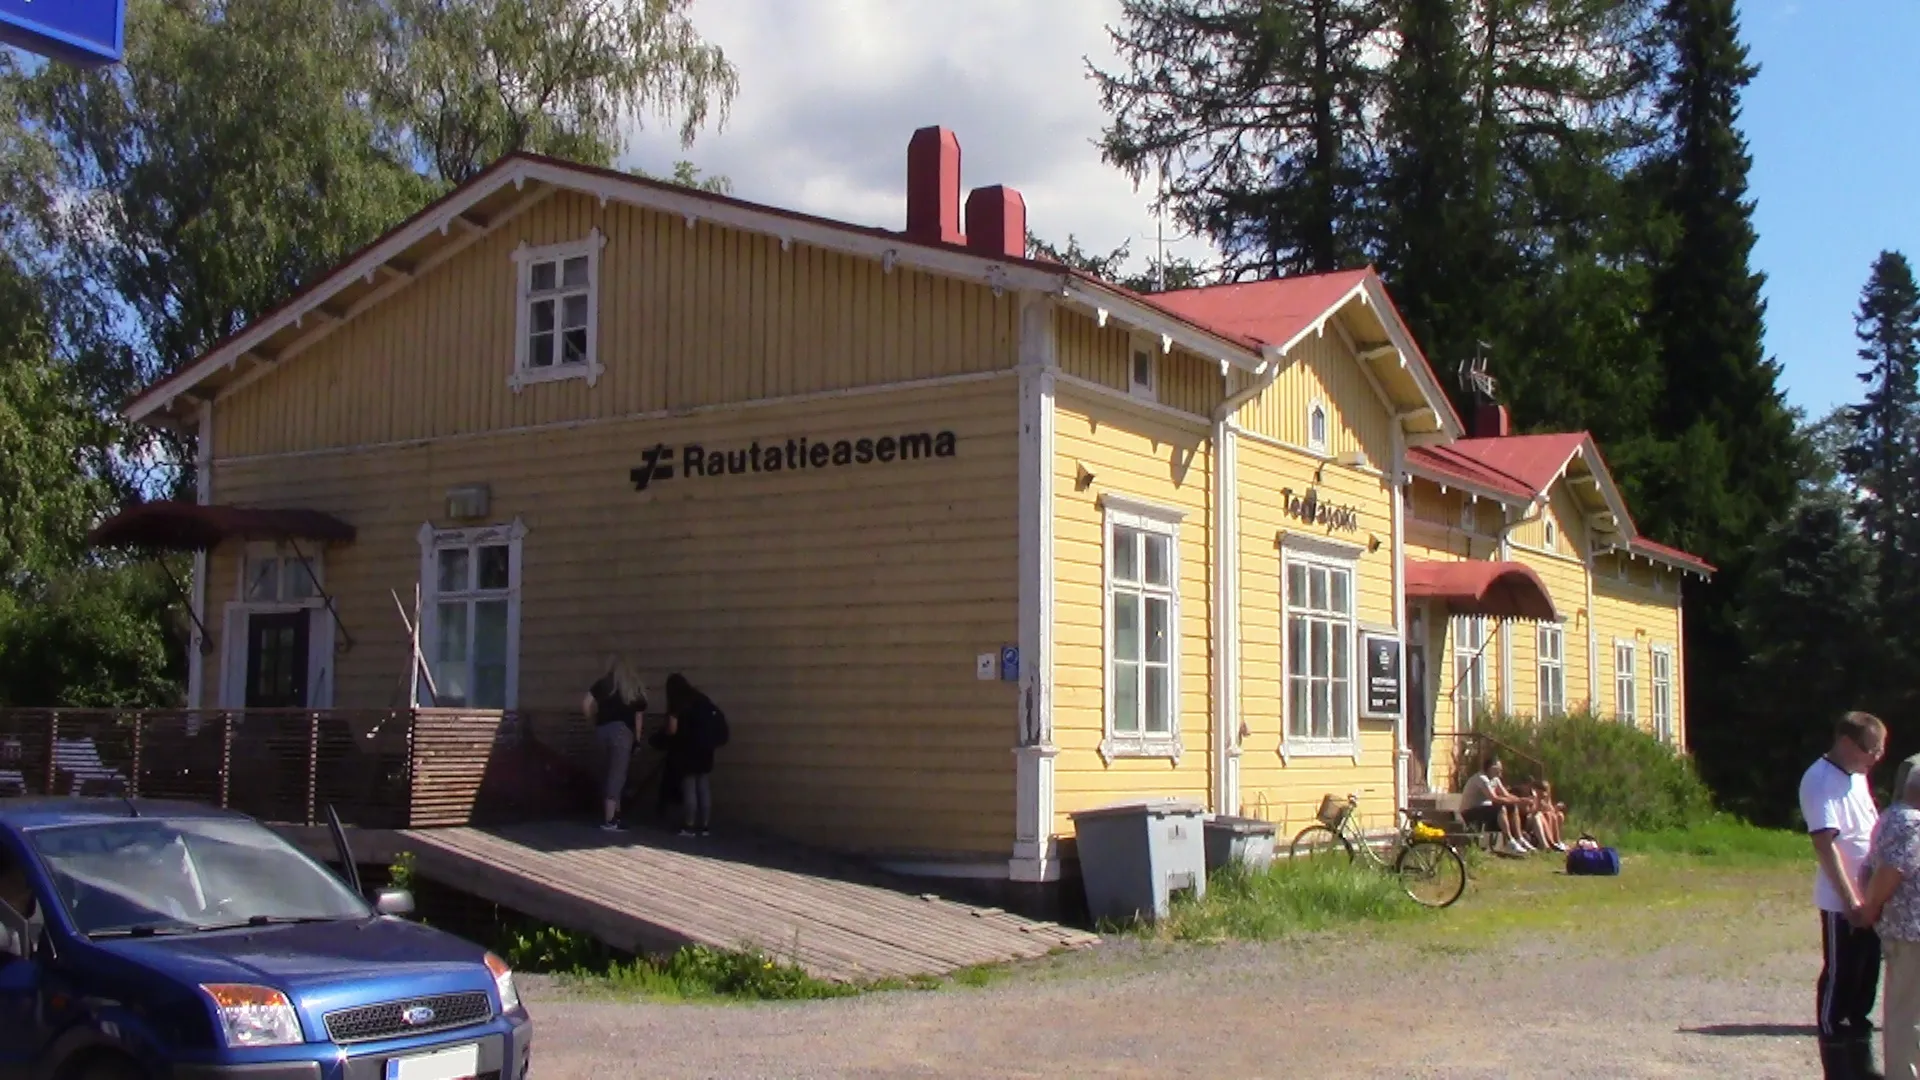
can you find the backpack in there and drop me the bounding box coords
[1565,836,1621,876]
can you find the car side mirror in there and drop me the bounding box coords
[373,888,415,918]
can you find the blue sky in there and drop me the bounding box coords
[1744,0,1920,419]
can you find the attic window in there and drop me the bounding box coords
[1544,519,1557,549]
[1307,400,1329,454]
[510,230,607,392]
[1129,338,1158,402]
[1459,498,1475,533]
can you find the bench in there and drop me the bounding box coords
[51,738,128,796]
[1407,792,1497,850]
[0,738,22,796]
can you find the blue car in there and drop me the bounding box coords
[0,799,532,1080]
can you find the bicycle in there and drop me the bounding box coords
[1288,792,1469,908]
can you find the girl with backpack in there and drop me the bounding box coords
[663,673,727,838]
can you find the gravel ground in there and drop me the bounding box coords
[517,887,1833,1079]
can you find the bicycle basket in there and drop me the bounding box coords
[1315,794,1349,828]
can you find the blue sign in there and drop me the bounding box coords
[999,645,1019,683]
[0,0,125,68]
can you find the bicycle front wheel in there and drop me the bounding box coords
[1394,839,1467,908]
[1289,825,1354,865]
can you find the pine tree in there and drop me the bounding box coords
[1637,0,1803,765]
[1091,0,1387,277]
[1841,251,1920,616]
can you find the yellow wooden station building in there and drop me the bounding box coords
[111,126,1711,886]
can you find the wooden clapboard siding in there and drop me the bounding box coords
[1591,552,1685,742]
[214,192,1019,458]
[208,376,1021,856]
[1053,307,1221,418]
[1049,389,1213,834]
[1232,435,1400,836]
[1229,330,1394,469]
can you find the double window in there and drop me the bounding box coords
[1103,499,1182,759]
[418,522,524,710]
[1284,553,1357,752]
[1537,623,1566,717]
[511,232,605,390]
[1452,615,1486,729]
[243,545,320,604]
[1651,646,1673,742]
[1614,641,1638,726]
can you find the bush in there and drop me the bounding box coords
[1459,708,1714,833]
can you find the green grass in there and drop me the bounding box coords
[1136,857,1424,943]
[1611,814,1808,863]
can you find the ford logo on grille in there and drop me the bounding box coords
[401,1006,436,1027]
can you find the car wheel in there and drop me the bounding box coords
[72,1053,146,1080]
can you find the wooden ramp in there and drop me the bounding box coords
[398,823,1099,983]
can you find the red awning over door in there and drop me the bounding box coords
[1404,559,1559,622]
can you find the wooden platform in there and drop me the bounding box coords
[393,822,1099,983]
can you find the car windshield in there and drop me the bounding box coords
[27,816,370,937]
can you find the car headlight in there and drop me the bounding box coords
[484,952,522,1013]
[201,984,303,1048]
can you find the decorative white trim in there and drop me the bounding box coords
[1675,603,1688,751]
[1213,420,1240,814]
[1100,499,1183,763]
[1279,530,1367,562]
[1390,425,1408,810]
[1585,540,1599,712]
[1054,371,1211,429]
[189,400,212,709]
[1306,397,1330,456]
[1498,527,1513,716]
[1403,464,1529,509]
[509,230,607,392]
[1279,546,1363,763]
[416,519,526,709]
[1011,292,1059,883]
[1098,491,1190,525]
[218,368,1015,466]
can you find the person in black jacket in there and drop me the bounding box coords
[663,673,725,838]
[582,657,646,832]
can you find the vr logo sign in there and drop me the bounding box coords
[0,0,126,68]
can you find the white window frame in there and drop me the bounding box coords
[1651,645,1673,742]
[1453,615,1486,729]
[1100,494,1184,762]
[1537,622,1566,717]
[1614,639,1638,726]
[1306,398,1330,455]
[417,519,526,710]
[1127,334,1159,403]
[510,230,606,392]
[1543,518,1557,551]
[1280,535,1363,761]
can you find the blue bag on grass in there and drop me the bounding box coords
[1565,835,1621,876]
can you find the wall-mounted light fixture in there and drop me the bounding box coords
[446,483,491,521]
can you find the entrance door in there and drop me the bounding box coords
[1406,608,1432,790]
[244,611,310,709]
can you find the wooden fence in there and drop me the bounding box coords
[0,708,618,829]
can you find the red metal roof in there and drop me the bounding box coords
[1151,269,1372,347]
[1405,559,1559,621]
[1405,444,1536,501]
[1440,434,1588,495]
[88,501,356,552]
[1631,537,1716,574]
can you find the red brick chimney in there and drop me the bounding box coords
[906,126,964,246]
[1472,402,1511,438]
[965,185,1026,260]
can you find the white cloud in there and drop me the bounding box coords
[620,0,1213,274]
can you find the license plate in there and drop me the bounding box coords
[384,1043,480,1080]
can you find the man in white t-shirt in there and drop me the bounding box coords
[1800,710,1888,1076]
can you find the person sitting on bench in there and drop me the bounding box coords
[1516,779,1570,853]
[1462,757,1534,855]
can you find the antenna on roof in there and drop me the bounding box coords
[1456,342,1497,404]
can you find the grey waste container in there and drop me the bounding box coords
[1204,814,1277,874]
[1070,798,1208,923]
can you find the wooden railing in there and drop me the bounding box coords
[0,708,614,829]
[1430,730,1551,794]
